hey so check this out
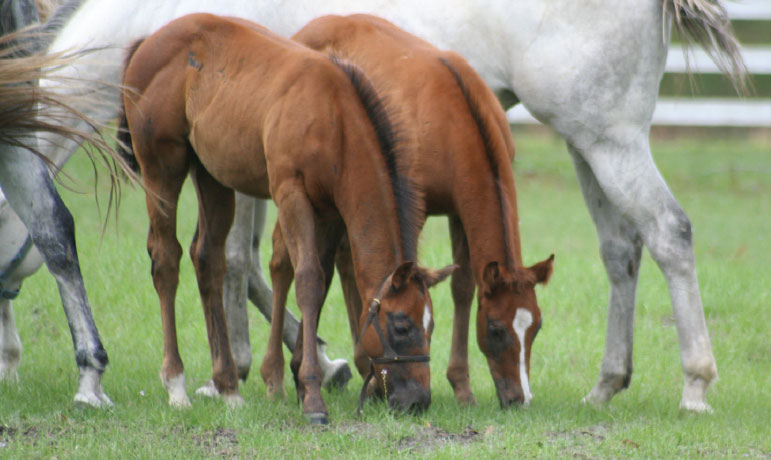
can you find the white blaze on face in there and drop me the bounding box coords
[423,303,432,332]
[512,308,533,405]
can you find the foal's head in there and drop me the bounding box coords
[476,255,554,408]
[359,261,454,413]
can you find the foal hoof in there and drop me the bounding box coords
[323,360,352,392]
[305,412,329,425]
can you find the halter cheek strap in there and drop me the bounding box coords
[0,235,34,300]
[356,291,432,416]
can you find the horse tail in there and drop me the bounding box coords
[328,56,423,261]
[117,38,145,175]
[666,0,750,95]
[439,52,520,272]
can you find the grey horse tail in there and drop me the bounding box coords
[666,0,751,95]
[117,38,146,175]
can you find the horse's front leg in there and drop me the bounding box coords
[248,198,351,390]
[0,148,110,406]
[274,180,328,424]
[334,236,369,378]
[260,224,293,399]
[188,164,242,407]
[447,216,477,406]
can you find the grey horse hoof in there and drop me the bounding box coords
[324,363,353,391]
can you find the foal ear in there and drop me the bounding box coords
[482,261,502,295]
[420,264,458,288]
[390,261,415,292]
[528,254,555,285]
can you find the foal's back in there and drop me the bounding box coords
[123,13,365,201]
[294,14,515,214]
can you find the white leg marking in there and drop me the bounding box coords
[512,308,533,405]
[74,367,113,407]
[164,373,191,408]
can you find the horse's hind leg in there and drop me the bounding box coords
[138,141,191,407]
[195,192,254,397]
[0,299,22,381]
[573,138,716,412]
[222,192,255,381]
[0,149,110,406]
[188,162,242,407]
[446,216,477,406]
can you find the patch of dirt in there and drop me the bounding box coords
[191,428,239,459]
[544,423,612,459]
[396,425,481,452]
[0,424,43,449]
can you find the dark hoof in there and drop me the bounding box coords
[324,364,353,392]
[305,412,329,425]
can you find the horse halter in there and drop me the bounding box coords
[356,280,432,416]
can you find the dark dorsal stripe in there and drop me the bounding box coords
[330,56,421,261]
[439,57,516,271]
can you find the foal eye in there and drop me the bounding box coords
[488,325,506,341]
[393,320,411,336]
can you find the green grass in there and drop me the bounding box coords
[1,129,769,459]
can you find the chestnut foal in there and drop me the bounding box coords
[286,15,555,408]
[121,13,451,423]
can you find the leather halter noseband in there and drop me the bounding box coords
[356,279,432,416]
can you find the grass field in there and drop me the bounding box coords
[1,129,769,459]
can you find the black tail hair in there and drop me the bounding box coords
[117,38,145,174]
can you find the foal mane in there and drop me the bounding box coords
[439,56,517,272]
[330,56,422,262]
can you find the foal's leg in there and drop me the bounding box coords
[188,163,242,407]
[446,216,477,406]
[260,224,293,399]
[273,181,327,424]
[196,193,254,397]
[569,149,643,406]
[247,199,351,390]
[0,148,110,406]
[572,138,717,412]
[334,237,369,378]
[0,299,22,381]
[141,144,190,407]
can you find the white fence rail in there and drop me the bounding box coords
[508,1,771,127]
